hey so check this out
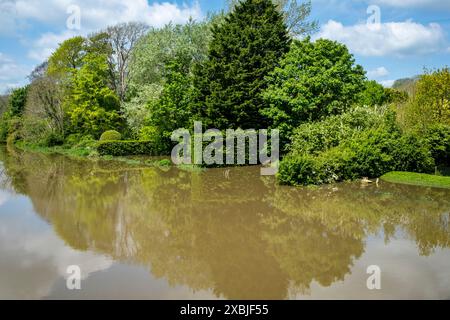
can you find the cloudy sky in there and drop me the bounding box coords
[0,0,449,93]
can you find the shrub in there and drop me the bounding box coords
[99,130,122,141]
[44,132,64,147]
[289,105,397,155]
[277,155,319,186]
[278,129,435,186]
[96,140,162,156]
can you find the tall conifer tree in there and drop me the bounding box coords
[193,0,290,129]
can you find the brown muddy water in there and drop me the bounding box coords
[0,146,449,300]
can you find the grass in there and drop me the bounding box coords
[14,141,177,170]
[15,142,94,159]
[381,171,450,189]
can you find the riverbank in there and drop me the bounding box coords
[381,171,450,189]
[13,142,175,169]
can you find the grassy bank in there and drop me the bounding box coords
[13,142,176,168]
[381,171,450,189]
[15,142,94,159]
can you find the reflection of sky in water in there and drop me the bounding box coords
[0,150,450,300]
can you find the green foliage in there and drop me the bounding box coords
[424,124,450,166]
[0,112,12,142]
[65,134,96,148]
[99,130,122,141]
[19,116,52,145]
[65,53,122,138]
[143,61,194,153]
[121,84,162,136]
[194,0,290,129]
[289,105,396,155]
[44,132,64,147]
[262,38,365,141]
[403,67,450,132]
[128,20,210,95]
[279,128,435,186]
[9,86,29,117]
[357,80,405,107]
[96,140,163,156]
[47,36,86,77]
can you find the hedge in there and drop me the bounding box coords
[96,140,163,156]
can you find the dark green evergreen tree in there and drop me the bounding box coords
[193,0,290,129]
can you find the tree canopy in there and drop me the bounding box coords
[194,0,291,129]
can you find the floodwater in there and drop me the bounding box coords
[0,146,449,300]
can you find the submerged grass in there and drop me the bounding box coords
[381,171,450,189]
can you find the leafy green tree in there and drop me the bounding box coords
[144,61,194,152]
[128,20,210,96]
[65,53,122,138]
[47,36,86,78]
[194,0,290,129]
[405,67,450,131]
[358,81,389,107]
[9,86,29,117]
[262,38,365,141]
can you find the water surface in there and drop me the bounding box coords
[0,146,449,299]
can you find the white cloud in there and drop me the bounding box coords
[21,1,203,62]
[315,20,447,57]
[367,67,389,79]
[1,1,202,35]
[0,53,30,93]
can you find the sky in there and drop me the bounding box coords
[0,0,449,93]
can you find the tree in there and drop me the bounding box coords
[408,67,450,130]
[28,61,48,82]
[144,61,194,151]
[128,19,210,94]
[194,0,290,129]
[262,38,365,141]
[227,0,318,37]
[47,36,86,77]
[65,53,122,138]
[9,86,29,117]
[124,19,211,134]
[25,76,65,135]
[105,22,149,101]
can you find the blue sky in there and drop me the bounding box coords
[0,0,449,93]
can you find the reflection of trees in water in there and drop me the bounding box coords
[269,183,450,256]
[1,148,450,299]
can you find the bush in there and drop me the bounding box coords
[96,140,162,156]
[277,155,319,186]
[44,132,64,147]
[278,129,435,186]
[99,130,122,141]
[289,105,397,155]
